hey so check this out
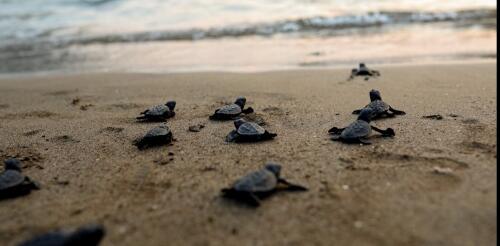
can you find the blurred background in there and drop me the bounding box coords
[0,0,496,75]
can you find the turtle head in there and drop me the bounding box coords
[66,224,105,246]
[4,158,22,171]
[264,163,282,177]
[357,108,374,122]
[234,97,246,109]
[359,63,366,68]
[369,89,382,101]
[165,101,176,111]
[233,118,247,129]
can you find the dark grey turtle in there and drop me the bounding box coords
[18,224,105,246]
[349,63,380,80]
[0,158,39,200]
[134,124,173,150]
[226,119,277,143]
[352,89,406,119]
[209,97,254,120]
[221,163,307,207]
[328,108,395,144]
[137,101,176,122]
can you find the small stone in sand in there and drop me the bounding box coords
[433,166,454,175]
[71,97,80,105]
[422,114,443,120]
[188,124,205,132]
[354,221,364,229]
[80,104,94,111]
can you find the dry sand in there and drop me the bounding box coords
[0,62,496,246]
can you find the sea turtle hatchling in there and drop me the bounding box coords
[0,158,40,200]
[352,89,406,119]
[18,224,105,246]
[349,63,380,80]
[136,101,176,122]
[226,119,277,143]
[328,108,395,144]
[134,124,173,150]
[221,163,307,207]
[209,97,254,120]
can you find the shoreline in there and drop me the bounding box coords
[0,61,496,246]
[0,59,496,79]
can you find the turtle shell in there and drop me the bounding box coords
[367,100,390,114]
[144,104,170,117]
[233,168,278,193]
[144,125,171,138]
[237,122,265,136]
[0,170,25,191]
[356,68,371,76]
[341,120,371,140]
[216,104,242,116]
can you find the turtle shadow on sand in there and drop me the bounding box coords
[328,108,395,145]
[221,163,307,207]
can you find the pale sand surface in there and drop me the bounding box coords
[0,62,496,246]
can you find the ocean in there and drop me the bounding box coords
[0,0,496,74]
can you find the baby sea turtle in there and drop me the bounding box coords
[134,124,173,150]
[0,158,39,200]
[226,119,277,143]
[18,224,105,246]
[328,108,395,144]
[221,163,307,207]
[136,101,176,122]
[349,63,380,80]
[209,97,254,120]
[352,89,406,119]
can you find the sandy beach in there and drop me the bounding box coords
[0,62,496,245]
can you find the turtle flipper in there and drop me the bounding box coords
[331,135,341,141]
[133,139,148,150]
[382,111,395,118]
[242,107,254,114]
[278,178,308,191]
[328,127,344,135]
[225,130,239,142]
[136,115,147,120]
[261,131,277,141]
[209,109,221,120]
[24,177,40,190]
[348,69,358,80]
[352,109,362,115]
[371,126,395,137]
[389,106,406,115]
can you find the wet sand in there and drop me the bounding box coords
[0,62,496,246]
